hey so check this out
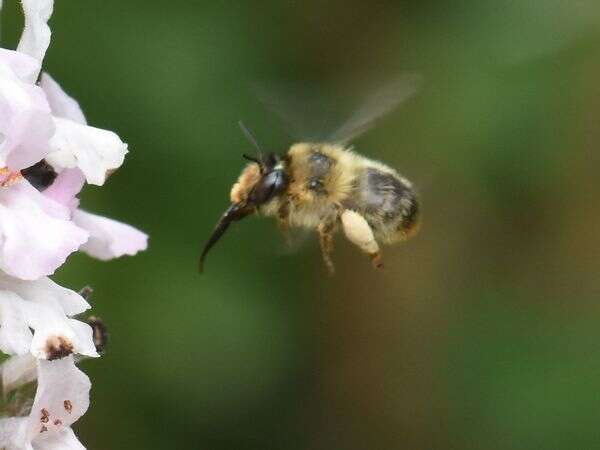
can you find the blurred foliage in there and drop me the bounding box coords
[2,0,600,449]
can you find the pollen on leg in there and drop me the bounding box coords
[45,336,74,360]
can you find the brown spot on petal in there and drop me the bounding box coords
[45,336,74,360]
[40,408,50,423]
[64,400,73,413]
[54,419,62,426]
[40,425,48,433]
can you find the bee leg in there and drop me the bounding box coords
[318,221,336,275]
[340,209,383,269]
[277,219,291,246]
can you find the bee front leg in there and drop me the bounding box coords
[318,221,337,275]
[340,210,383,269]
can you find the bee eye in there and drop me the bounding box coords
[249,170,288,204]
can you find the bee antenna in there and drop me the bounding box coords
[238,120,262,153]
[242,154,261,164]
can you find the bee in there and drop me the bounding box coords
[200,78,421,274]
[77,286,109,354]
[86,316,109,354]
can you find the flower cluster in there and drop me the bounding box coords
[0,1,147,449]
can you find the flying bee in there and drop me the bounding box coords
[200,77,421,274]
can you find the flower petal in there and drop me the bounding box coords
[1,354,37,393]
[27,357,90,441]
[46,117,128,185]
[0,48,41,82]
[39,73,86,125]
[0,276,96,359]
[42,168,84,210]
[16,0,54,79]
[0,182,88,280]
[0,417,32,450]
[0,360,90,450]
[0,54,54,171]
[73,209,148,260]
[0,274,91,317]
[0,290,33,355]
[22,304,97,360]
[33,427,85,450]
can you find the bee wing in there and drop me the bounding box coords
[253,81,351,142]
[327,74,421,145]
[276,228,314,255]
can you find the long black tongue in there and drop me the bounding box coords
[199,203,245,273]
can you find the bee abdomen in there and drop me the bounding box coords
[364,169,410,217]
[399,192,419,234]
[352,167,419,242]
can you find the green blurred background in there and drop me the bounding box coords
[4,1,600,449]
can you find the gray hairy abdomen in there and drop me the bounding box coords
[347,168,418,241]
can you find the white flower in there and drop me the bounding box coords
[0,2,148,449]
[40,73,128,186]
[0,356,90,450]
[15,0,53,81]
[0,181,88,280]
[73,209,148,260]
[0,49,54,171]
[1,353,37,393]
[46,118,128,186]
[0,274,97,360]
[38,73,85,124]
[38,74,148,258]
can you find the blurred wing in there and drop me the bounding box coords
[276,228,314,255]
[327,74,421,145]
[253,82,348,142]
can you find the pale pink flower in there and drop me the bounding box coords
[0,1,147,449]
[0,181,88,280]
[0,49,53,172]
[73,209,148,260]
[0,274,97,360]
[16,0,53,79]
[39,73,148,259]
[0,356,90,450]
[40,73,128,186]
[0,7,90,281]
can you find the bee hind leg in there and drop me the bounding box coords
[318,221,337,275]
[340,210,383,269]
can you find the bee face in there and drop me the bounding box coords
[230,155,288,206]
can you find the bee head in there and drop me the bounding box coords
[199,152,288,272]
[239,153,288,205]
